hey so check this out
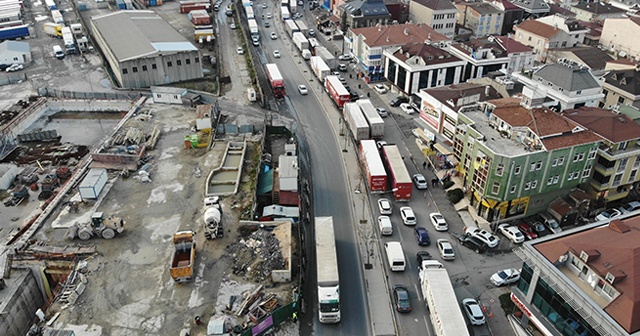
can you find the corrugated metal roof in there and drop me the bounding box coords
[0,40,29,53]
[79,168,106,187]
[360,140,386,176]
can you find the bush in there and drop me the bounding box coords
[443,180,454,189]
[447,188,464,204]
[499,293,515,316]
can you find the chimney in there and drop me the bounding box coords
[485,85,490,96]
[386,36,390,42]
[404,28,409,35]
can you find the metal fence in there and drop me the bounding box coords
[37,87,147,100]
[0,73,27,86]
[240,301,299,336]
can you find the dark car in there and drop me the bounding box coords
[458,234,488,253]
[416,251,432,266]
[414,226,431,246]
[393,285,412,312]
[389,96,408,107]
[515,222,538,240]
[349,91,360,102]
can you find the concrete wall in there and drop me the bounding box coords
[0,269,47,336]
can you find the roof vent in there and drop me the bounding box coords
[606,271,627,285]
[425,39,431,45]
[386,36,390,42]
[404,28,409,35]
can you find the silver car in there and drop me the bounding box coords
[437,239,455,260]
[461,298,486,325]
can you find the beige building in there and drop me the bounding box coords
[570,2,626,22]
[514,19,575,62]
[600,17,640,61]
[600,69,640,110]
[409,0,458,38]
[456,2,504,37]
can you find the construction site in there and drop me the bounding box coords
[0,93,302,336]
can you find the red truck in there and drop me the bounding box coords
[360,140,387,193]
[266,63,286,98]
[382,145,412,201]
[325,75,350,108]
[179,0,210,13]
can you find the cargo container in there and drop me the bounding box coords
[315,45,335,69]
[356,99,384,138]
[310,56,330,81]
[189,9,210,25]
[289,0,297,12]
[308,37,319,54]
[78,168,108,200]
[280,0,288,6]
[284,19,298,37]
[50,9,63,24]
[325,75,350,108]
[179,0,210,13]
[294,19,308,36]
[345,102,369,141]
[0,22,27,40]
[0,9,20,22]
[359,140,387,192]
[245,5,254,19]
[62,26,76,54]
[43,22,62,38]
[292,31,308,52]
[281,5,289,20]
[266,63,285,98]
[382,145,412,201]
[248,19,258,37]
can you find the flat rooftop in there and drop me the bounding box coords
[462,108,531,156]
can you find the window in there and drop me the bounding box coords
[152,63,157,69]
[132,67,138,73]
[588,147,597,160]
[186,59,191,65]
[525,181,532,190]
[535,161,542,170]
[528,36,532,41]
[515,165,521,174]
[558,156,565,165]
[496,164,504,176]
[177,60,182,66]
[618,96,625,105]
[553,176,559,184]
[167,61,173,67]
[579,153,585,161]
[492,182,500,194]
[142,65,148,71]
[547,177,554,185]
[122,68,128,74]
[195,57,200,63]
[602,283,617,298]
[510,185,517,193]
[568,172,575,181]
[552,158,558,166]
[530,163,536,171]
[630,169,638,181]
[577,90,582,95]
[531,180,538,189]
[619,141,628,150]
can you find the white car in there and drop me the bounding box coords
[308,28,315,36]
[465,227,500,248]
[437,239,455,260]
[230,22,237,29]
[376,107,388,117]
[266,12,272,19]
[429,213,448,231]
[338,54,352,61]
[270,32,278,40]
[378,198,392,215]
[262,3,267,8]
[5,63,23,72]
[620,201,640,213]
[298,84,308,95]
[400,206,416,226]
[595,208,622,221]
[412,174,427,190]
[491,268,521,286]
[461,298,486,325]
[399,103,415,114]
[374,84,389,94]
[273,50,281,58]
[498,224,525,244]
[236,47,244,55]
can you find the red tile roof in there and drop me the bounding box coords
[515,19,561,39]
[392,43,461,64]
[351,23,449,48]
[563,107,640,143]
[494,35,533,54]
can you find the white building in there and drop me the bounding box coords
[0,41,30,65]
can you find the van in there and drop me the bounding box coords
[53,45,65,59]
[384,241,405,271]
[338,63,347,72]
[377,216,393,236]
[539,212,562,234]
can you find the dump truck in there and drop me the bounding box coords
[170,230,196,283]
[66,212,125,240]
[203,196,223,239]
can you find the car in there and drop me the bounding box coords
[264,21,270,28]
[531,221,547,235]
[400,206,417,225]
[338,63,347,72]
[332,71,341,76]
[308,28,316,36]
[389,96,408,107]
[338,54,352,61]
[399,103,415,114]
[465,227,499,248]
[416,251,432,267]
[338,77,347,85]
[412,174,428,190]
[298,84,308,95]
[262,3,267,8]
[213,3,220,10]
[595,208,622,221]
[458,234,488,253]
[266,12,272,19]
[429,212,448,231]
[0,64,10,71]
[236,47,244,55]
[252,39,260,46]
[230,22,237,29]
[620,201,640,213]
[271,32,278,40]
[498,224,525,244]
[273,50,281,58]
[539,212,562,234]
[293,13,303,19]
[490,268,521,286]
[461,298,486,325]
[437,239,455,260]
[414,226,430,246]
[349,91,361,101]
[393,285,412,312]
[378,198,392,215]
[374,84,389,94]
[376,107,388,117]
[5,63,23,72]
[515,222,538,240]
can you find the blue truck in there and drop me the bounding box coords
[0,24,29,40]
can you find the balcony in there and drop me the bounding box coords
[558,265,609,309]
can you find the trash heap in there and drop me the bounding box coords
[227,228,286,283]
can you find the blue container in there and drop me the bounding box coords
[149,0,156,6]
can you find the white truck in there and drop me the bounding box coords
[245,6,254,19]
[51,9,64,25]
[294,20,308,36]
[315,46,335,69]
[419,260,470,336]
[344,102,370,141]
[284,19,298,37]
[280,6,290,20]
[61,26,76,54]
[292,32,308,52]
[310,56,330,82]
[356,99,384,138]
[289,0,297,13]
[316,216,340,323]
[248,19,259,40]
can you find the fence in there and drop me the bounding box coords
[0,73,26,86]
[240,300,299,336]
[37,88,146,100]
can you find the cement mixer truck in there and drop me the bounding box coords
[203,197,223,239]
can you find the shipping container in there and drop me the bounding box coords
[294,19,308,36]
[245,5,254,19]
[44,0,56,9]
[382,145,412,201]
[310,56,330,81]
[325,75,350,108]
[359,140,387,192]
[284,19,298,36]
[344,102,369,141]
[289,0,297,12]
[78,168,108,200]
[50,9,63,24]
[356,99,384,138]
[292,31,308,52]
[281,5,289,20]
[315,45,335,69]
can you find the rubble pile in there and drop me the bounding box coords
[226,228,285,283]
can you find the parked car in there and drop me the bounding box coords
[490,268,521,286]
[515,222,538,240]
[389,96,408,107]
[400,206,417,225]
[338,54,352,61]
[458,234,488,253]
[376,107,388,117]
[5,63,22,72]
[416,251,432,267]
[338,63,347,72]
[374,84,389,94]
[229,22,236,29]
[595,208,622,221]
[266,12,272,19]
[412,174,427,190]
[498,224,525,244]
[437,239,455,260]
[414,226,430,246]
[461,298,486,325]
[377,198,392,215]
[298,85,308,95]
[399,103,415,114]
[465,227,499,248]
[539,212,562,234]
[429,213,448,231]
[270,32,278,40]
[620,201,640,213]
[393,285,412,312]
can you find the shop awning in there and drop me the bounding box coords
[433,143,452,156]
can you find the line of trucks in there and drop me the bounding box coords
[358,140,413,201]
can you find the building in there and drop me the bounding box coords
[546,46,613,74]
[336,0,391,29]
[513,61,604,110]
[453,99,602,222]
[347,23,449,82]
[448,35,534,82]
[491,0,525,35]
[90,11,203,89]
[600,68,640,110]
[456,2,504,37]
[600,17,640,61]
[570,2,626,22]
[507,0,549,19]
[408,0,458,38]
[383,42,465,94]
[511,216,640,336]
[514,18,585,62]
[0,41,30,65]
[536,14,589,47]
[563,107,640,202]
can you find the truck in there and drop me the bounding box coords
[61,26,76,54]
[419,260,470,336]
[203,196,223,239]
[0,22,28,40]
[284,19,298,37]
[292,31,308,51]
[310,56,330,81]
[289,0,297,13]
[344,102,370,141]
[248,19,259,38]
[265,63,285,98]
[315,217,341,323]
[382,145,412,201]
[359,139,387,193]
[280,5,289,20]
[245,5,254,19]
[294,19,308,36]
[170,230,196,283]
[308,37,319,54]
[43,22,62,38]
[356,99,384,138]
[325,75,350,108]
[315,46,335,69]
[50,9,63,24]
[44,0,56,9]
